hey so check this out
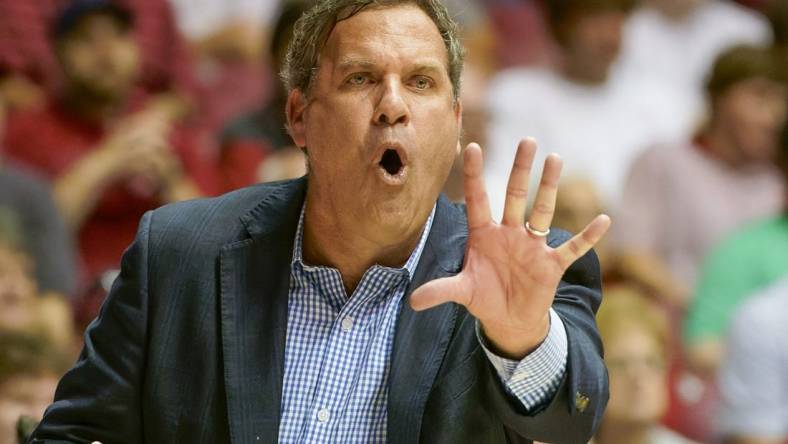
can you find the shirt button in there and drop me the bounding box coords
[317,408,330,423]
[341,316,354,332]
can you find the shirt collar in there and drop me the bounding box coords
[292,204,436,279]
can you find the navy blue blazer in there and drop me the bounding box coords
[31,177,608,444]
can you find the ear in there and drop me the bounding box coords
[286,89,308,148]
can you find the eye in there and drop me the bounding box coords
[347,73,371,86]
[410,76,433,90]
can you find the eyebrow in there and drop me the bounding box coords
[336,58,446,76]
[336,58,376,73]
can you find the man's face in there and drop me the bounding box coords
[563,10,627,82]
[717,77,787,165]
[58,14,140,101]
[288,4,461,239]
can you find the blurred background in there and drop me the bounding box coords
[1,0,787,443]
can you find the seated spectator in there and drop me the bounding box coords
[593,287,699,444]
[485,0,696,219]
[618,0,770,114]
[0,0,198,108]
[717,278,788,444]
[0,331,73,444]
[684,112,788,375]
[0,209,75,351]
[218,1,309,192]
[613,45,786,309]
[1,0,217,295]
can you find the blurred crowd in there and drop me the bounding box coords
[0,0,787,443]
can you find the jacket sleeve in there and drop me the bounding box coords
[485,229,609,444]
[30,211,154,443]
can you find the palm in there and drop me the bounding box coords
[410,139,610,357]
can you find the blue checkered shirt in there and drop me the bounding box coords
[278,205,568,443]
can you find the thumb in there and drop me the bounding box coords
[409,275,471,311]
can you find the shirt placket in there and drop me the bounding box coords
[301,268,403,443]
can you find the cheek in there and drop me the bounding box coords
[63,49,91,76]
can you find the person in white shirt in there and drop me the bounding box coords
[617,0,771,115]
[485,0,696,219]
[717,278,788,444]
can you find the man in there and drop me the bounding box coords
[32,1,610,442]
[685,110,788,375]
[617,0,770,113]
[485,0,695,218]
[613,45,786,310]
[2,0,216,293]
[717,278,788,444]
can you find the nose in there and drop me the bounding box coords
[373,77,410,126]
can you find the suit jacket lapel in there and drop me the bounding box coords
[388,196,468,444]
[220,179,306,444]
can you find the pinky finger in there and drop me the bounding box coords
[555,214,612,270]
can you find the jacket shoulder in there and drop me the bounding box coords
[146,179,303,251]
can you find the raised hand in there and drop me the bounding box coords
[410,139,611,359]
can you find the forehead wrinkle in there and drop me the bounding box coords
[328,5,447,61]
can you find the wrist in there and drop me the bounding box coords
[480,313,550,360]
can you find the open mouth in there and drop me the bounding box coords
[379,149,404,176]
[375,145,409,185]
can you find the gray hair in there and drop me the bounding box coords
[282,0,465,100]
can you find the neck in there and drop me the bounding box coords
[596,422,652,444]
[561,59,608,87]
[62,85,126,125]
[301,190,425,295]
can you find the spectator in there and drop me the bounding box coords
[485,0,695,219]
[0,331,73,444]
[218,1,309,192]
[0,0,197,109]
[618,0,771,115]
[593,287,699,444]
[613,45,786,308]
[1,0,217,295]
[684,109,788,375]
[717,278,788,444]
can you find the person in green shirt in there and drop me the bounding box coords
[685,121,788,376]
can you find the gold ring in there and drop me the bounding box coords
[525,221,550,238]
